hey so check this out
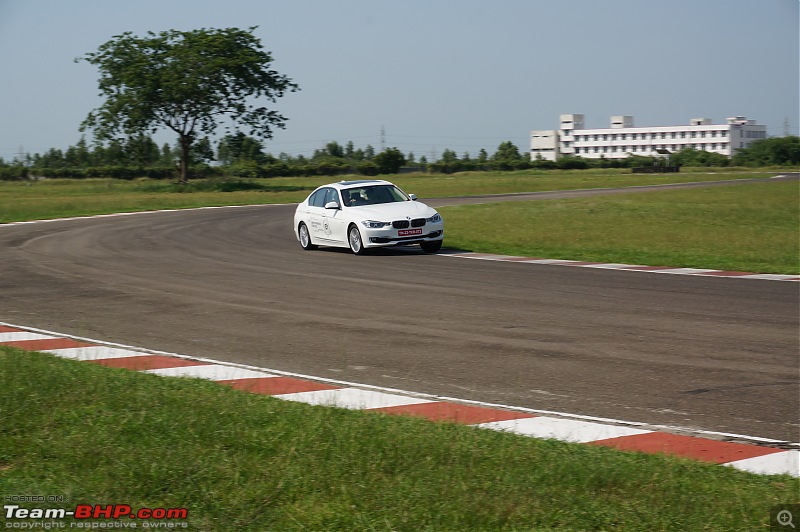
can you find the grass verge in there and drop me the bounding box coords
[440,180,799,274]
[1,347,797,531]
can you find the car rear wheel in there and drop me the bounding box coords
[348,224,367,255]
[420,240,442,253]
[298,223,316,250]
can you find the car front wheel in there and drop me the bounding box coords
[420,240,442,253]
[348,224,367,255]
[298,222,316,250]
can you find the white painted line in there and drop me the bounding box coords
[737,274,800,281]
[439,253,799,282]
[460,254,520,261]
[478,417,652,443]
[725,450,799,477]
[649,268,719,275]
[0,332,56,342]
[276,388,433,410]
[43,346,151,360]
[0,203,295,229]
[518,259,581,264]
[581,263,648,269]
[145,364,277,380]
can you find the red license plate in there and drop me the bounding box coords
[398,228,423,237]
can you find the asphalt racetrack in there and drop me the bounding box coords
[1,178,798,442]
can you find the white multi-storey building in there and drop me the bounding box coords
[530,114,767,161]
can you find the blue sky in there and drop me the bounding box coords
[0,0,797,161]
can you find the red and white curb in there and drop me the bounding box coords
[441,252,800,281]
[2,322,797,478]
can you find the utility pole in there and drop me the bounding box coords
[15,145,26,166]
[380,125,386,152]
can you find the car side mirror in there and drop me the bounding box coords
[324,201,340,210]
[409,194,417,201]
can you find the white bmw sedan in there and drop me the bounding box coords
[293,180,444,254]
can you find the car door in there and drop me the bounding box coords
[306,188,328,240]
[321,188,347,244]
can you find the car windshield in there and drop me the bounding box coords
[342,185,410,207]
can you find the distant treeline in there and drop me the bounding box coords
[1,134,797,181]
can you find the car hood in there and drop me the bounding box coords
[346,201,437,220]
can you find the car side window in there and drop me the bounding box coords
[309,189,327,208]
[324,188,339,207]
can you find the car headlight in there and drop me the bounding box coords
[361,220,391,229]
[426,213,442,223]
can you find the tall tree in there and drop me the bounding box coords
[217,132,266,165]
[732,136,800,166]
[65,137,92,168]
[491,141,526,170]
[125,134,162,167]
[79,27,298,182]
[373,147,406,174]
[492,141,523,161]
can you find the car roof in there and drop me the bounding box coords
[324,179,393,190]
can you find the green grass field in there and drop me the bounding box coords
[440,180,799,274]
[2,347,797,531]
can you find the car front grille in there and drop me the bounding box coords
[392,219,426,229]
